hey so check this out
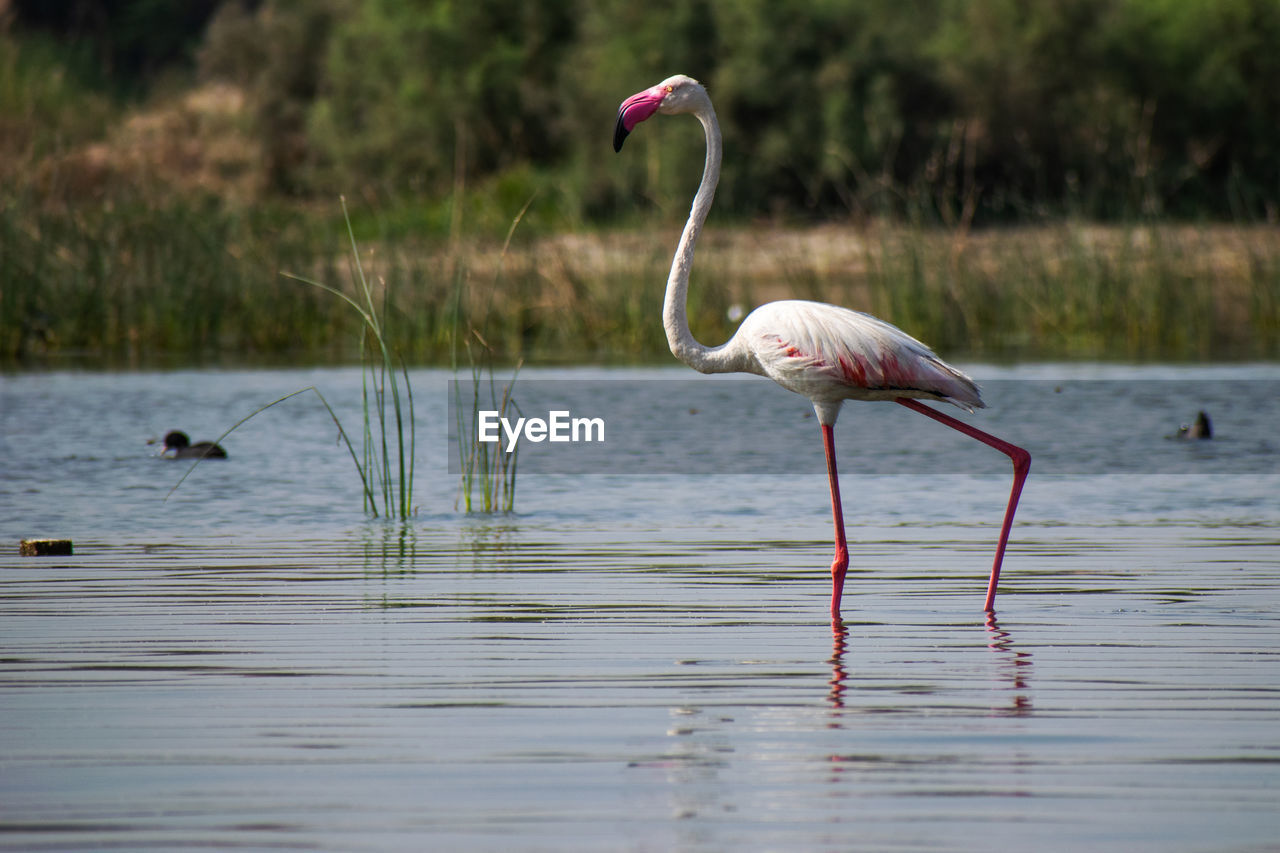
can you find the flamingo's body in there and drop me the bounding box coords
[615,74,1030,619]
[725,299,984,413]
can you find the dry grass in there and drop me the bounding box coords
[33,83,265,206]
[522,222,1278,295]
[445,221,1280,361]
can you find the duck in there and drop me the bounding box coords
[1176,411,1213,440]
[158,430,228,459]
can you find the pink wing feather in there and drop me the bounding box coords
[737,300,984,410]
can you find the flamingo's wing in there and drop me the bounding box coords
[739,300,984,410]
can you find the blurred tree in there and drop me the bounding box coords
[199,0,336,194]
[305,0,578,201]
[714,0,954,219]
[12,0,223,84]
[932,0,1127,217]
[8,0,1280,222]
[1106,0,1280,218]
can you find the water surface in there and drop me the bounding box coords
[2,364,1278,851]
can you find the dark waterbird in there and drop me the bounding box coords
[158,431,228,460]
[1176,411,1213,440]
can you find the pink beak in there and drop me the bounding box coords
[613,86,666,152]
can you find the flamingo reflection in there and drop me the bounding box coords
[828,618,849,709]
[826,615,1030,714]
[985,611,1033,715]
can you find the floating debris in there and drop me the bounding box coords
[19,539,73,556]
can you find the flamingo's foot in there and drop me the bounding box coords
[830,548,848,618]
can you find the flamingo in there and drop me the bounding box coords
[613,74,1031,619]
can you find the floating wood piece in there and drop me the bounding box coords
[19,539,74,556]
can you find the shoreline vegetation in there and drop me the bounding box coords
[3,1,1279,368]
[4,213,1278,367]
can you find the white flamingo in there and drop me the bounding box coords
[614,74,1031,619]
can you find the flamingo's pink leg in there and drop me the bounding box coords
[896,398,1031,611]
[821,424,850,618]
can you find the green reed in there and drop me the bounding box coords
[451,198,533,514]
[283,197,415,519]
[453,346,521,513]
[165,193,533,518]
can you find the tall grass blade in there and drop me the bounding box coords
[449,194,535,513]
[279,198,416,519]
[166,386,375,510]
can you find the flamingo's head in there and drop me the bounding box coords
[613,74,706,152]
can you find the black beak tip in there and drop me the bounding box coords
[613,115,629,153]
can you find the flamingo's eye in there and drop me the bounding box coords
[665,85,674,94]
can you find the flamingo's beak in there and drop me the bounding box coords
[613,87,666,152]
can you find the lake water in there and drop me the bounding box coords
[2,363,1279,852]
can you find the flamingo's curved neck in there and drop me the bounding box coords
[663,102,731,373]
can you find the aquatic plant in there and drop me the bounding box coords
[283,197,415,519]
[165,195,533,517]
[170,199,413,517]
[451,197,533,514]
[453,347,521,514]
